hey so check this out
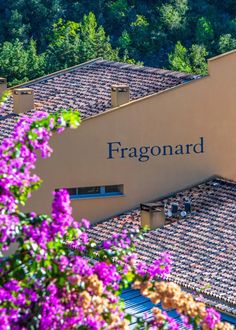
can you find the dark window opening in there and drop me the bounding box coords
[105,185,123,194]
[56,185,124,199]
[77,186,100,195]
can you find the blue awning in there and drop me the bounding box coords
[122,288,236,329]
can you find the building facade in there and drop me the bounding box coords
[0,51,236,222]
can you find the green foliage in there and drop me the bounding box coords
[118,30,132,50]
[189,44,208,75]
[168,41,192,73]
[0,90,11,107]
[0,39,45,86]
[175,0,189,16]
[7,9,30,41]
[46,13,120,73]
[131,15,149,28]
[80,12,119,62]
[218,34,236,53]
[46,19,82,72]
[169,41,208,75]
[26,39,45,80]
[159,0,188,38]
[1,1,236,84]
[160,4,184,30]
[106,0,130,30]
[196,17,214,45]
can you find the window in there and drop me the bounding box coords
[77,186,100,195]
[57,185,124,200]
[67,188,77,196]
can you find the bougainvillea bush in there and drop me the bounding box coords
[0,98,234,329]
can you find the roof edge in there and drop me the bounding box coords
[208,49,236,62]
[146,175,236,205]
[8,58,103,90]
[91,174,236,227]
[93,59,198,79]
[82,73,204,124]
[7,57,199,91]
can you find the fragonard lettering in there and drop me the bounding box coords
[107,137,205,162]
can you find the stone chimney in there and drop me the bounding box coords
[111,84,130,108]
[140,202,166,230]
[13,88,34,114]
[0,77,7,96]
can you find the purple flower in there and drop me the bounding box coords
[136,261,148,276]
[164,313,180,330]
[93,262,121,286]
[59,256,69,271]
[147,252,172,279]
[152,311,180,330]
[72,256,92,276]
[4,279,20,291]
[80,218,90,229]
[56,127,65,133]
[102,240,112,249]
[204,308,221,329]
[181,315,193,330]
[33,111,48,119]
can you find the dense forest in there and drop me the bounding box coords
[1,0,236,86]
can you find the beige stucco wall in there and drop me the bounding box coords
[24,51,236,223]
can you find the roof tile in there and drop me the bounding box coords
[0,59,197,141]
[87,177,236,314]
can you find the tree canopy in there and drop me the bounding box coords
[1,1,236,85]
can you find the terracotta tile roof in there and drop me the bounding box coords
[88,177,236,315]
[0,59,198,141]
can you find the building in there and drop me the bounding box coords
[0,50,236,222]
[1,49,236,326]
[87,176,236,326]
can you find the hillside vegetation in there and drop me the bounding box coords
[1,0,236,85]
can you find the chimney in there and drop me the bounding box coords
[0,77,7,96]
[140,202,165,230]
[13,88,34,114]
[111,84,130,108]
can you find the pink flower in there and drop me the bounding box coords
[204,308,220,329]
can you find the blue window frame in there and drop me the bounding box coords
[62,185,124,200]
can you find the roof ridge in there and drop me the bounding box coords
[8,58,103,90]
[0,58,203,141]
[6,58,200,92]
[95,59,198,78]
[214,175,236,185]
